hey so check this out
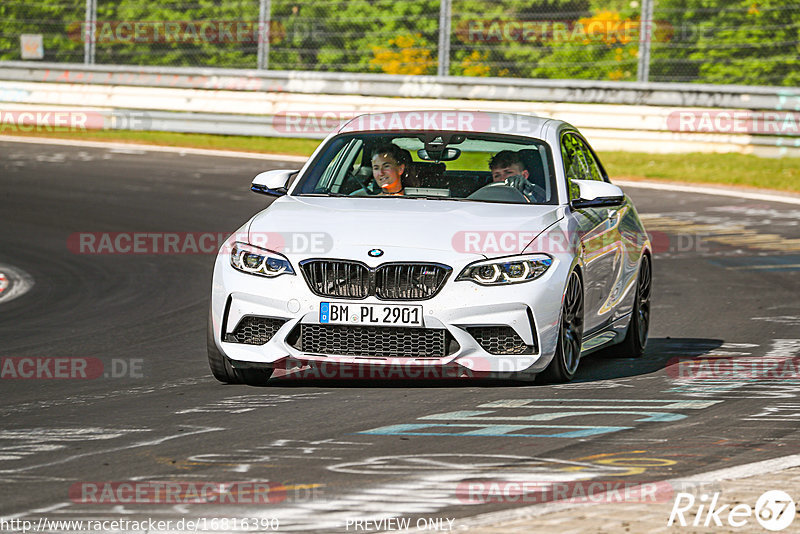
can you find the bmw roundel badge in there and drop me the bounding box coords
[368,248,384,257]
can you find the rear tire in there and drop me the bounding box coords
[616,255,652,358]
[539,271,584,383]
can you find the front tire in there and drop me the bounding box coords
[207,310,239,383]
[207,310,272,385]
[539,271,584,383]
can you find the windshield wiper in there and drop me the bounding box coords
[409,195,469,202]
[299,192,350,197]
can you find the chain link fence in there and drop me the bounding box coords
[650,1,800,86]
[1,0,798,86]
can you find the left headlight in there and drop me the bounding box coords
[457,254,553,285]
[230,242,295,277]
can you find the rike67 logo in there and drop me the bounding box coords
[668,489,796,531]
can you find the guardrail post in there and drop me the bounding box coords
[637,0,653,83]
[437,0,451,77]
[83,0,96,65]
[257,0,271,70]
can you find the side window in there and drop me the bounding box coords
[561,133,604,199]
[578,136,605,182]
[320,138,363,193]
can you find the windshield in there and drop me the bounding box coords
[293,132,558,205]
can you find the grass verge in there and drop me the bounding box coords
[601,151,800,193]
[4,129,800,193]
[2,129,321,156]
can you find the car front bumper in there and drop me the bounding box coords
[210,253,570,376]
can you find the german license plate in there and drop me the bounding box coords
[320,302,423,327]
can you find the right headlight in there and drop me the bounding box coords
[229,242,295,278]
[457,254,553,285]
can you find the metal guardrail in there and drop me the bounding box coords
[2,62,800,109]
[1,62,799,157]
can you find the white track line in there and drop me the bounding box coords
[453,452,800,530]
[615,179,800,206]
[2,135,799,204]
[0,425,223,475]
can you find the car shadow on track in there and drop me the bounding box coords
[235,337,724,388]
[572,337,725,383]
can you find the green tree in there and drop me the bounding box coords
[0,0,84,62]
[270,0,439,73]
[93,0,259,67]
[651,0,800,86]
[450,0,621,79]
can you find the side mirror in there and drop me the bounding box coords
[570,179,625,209]
[251,169,298,197]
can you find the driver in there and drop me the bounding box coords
[349,144,409,196]
[371,144,408,196]
[489,150,540,201]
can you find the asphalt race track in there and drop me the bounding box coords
[2,139,800,533]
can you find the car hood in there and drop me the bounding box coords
[248,196,564,263]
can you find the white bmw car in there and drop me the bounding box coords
[208,111,652,383]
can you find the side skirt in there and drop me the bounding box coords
[579,313,632,357]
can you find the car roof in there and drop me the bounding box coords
[336,110,562,138]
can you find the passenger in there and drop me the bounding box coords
[488,150,540,201]
[371,144,408,196]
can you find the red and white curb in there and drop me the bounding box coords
[0,265,34,304]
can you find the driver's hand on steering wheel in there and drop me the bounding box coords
[504,174,544,202]
[504,174,534,193]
